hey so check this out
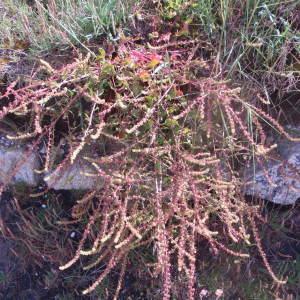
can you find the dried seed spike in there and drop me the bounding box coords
[39,59,55,74]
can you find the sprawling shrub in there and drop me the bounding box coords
[1,5,298,298]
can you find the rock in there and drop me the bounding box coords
[0,131,120,190]
[44,137,122,190]
[44,159,105,190]
[0,49,33,83]
[244,128,300,205]
[0,135,41,186]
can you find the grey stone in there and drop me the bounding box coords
[0,138,41,186]
[244,131,300,205]
[44,159,105,190]
[0,49,33,83]
[0,132,119,190]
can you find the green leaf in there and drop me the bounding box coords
[164,118,179,129]
[130,79,144,96]
[97,48,106,61]
[101,63,115,77]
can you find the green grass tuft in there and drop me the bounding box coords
[0,0,133,53]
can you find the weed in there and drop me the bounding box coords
[0,1,299,299]
[1,25,297,297]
